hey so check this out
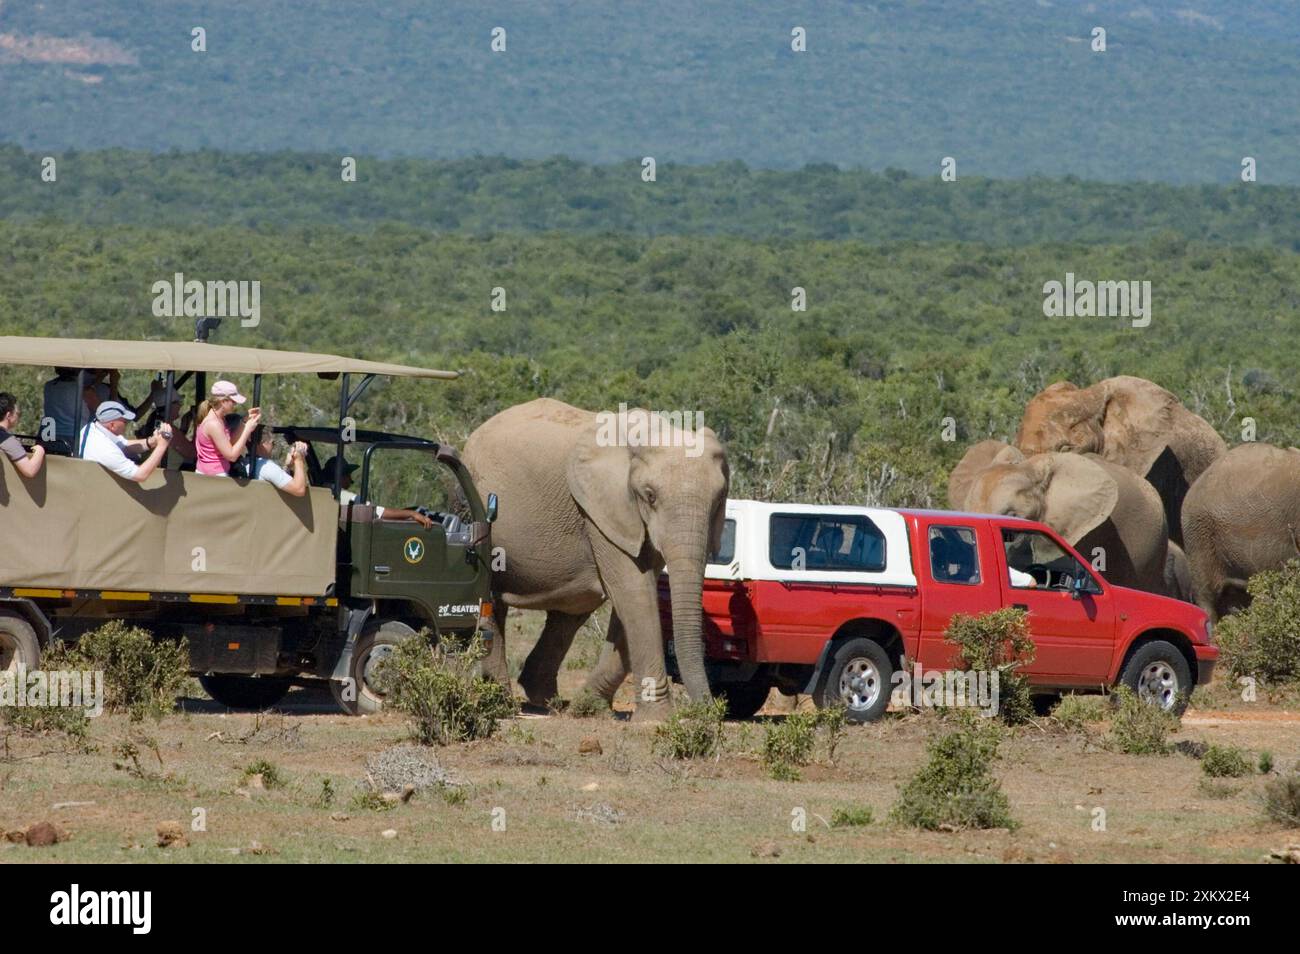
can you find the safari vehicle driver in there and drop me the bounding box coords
[0,392,47,478]
[321,455,435,529]
[78,401,172,483]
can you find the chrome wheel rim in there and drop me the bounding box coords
[838,658,881,712]
[1137,661,1179,710]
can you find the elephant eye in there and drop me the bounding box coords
[644,487,657,507]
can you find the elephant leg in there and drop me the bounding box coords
[588,536,672,722]
[585,612,632,703]
[518,610,589,707]
[478,600,512,689]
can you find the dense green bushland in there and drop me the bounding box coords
[3,149,1299,248]
[1,221,1296,504]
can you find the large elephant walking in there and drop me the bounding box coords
[948,440,1175,596]
[463,399,729,719]
[1182,443,1300,621]
[1014,376,1226,544]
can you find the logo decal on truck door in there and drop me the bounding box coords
[403,537,425,564]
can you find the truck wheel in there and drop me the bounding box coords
[331,620,417,716]
[198,674,292,711]
[0,610,40,673]
[715,679,772,720]
[819,637,893,723]
[1117,641,1192,714]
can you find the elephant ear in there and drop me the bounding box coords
[949,440,1024,509]
[1038,453,1119,546]
[567,439,646,559]
[1099,377,1178,477]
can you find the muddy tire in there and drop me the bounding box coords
[0,610,40,674]
[330,619,417,716]
[199,674,293,711]
[1117,640,1192,715]
[817,637,893,723]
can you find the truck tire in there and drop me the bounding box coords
[331,619,417,716]
[198,674,292,711]
[0,610,40,673]
[714,679,772,720]
[1117,640,1192,714]
[818,637,893,723]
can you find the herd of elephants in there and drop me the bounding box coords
[461,378,1294,719]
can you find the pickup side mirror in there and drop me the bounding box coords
[485,492,498,523]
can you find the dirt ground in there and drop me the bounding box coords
[2,613,1298,863]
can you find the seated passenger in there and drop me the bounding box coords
[0,392,46,478]
[194,380,260,476]
[321,455,434,529]
[250,427,309,497]
[137,394,197,466]
[78,401,171,483]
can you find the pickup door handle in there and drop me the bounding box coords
[1012,603,1029,611]
[373,565,391,574]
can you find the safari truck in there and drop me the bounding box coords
[0,334,497,715]
[662,499,1216,721]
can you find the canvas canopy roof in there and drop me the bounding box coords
[0,336,458,380]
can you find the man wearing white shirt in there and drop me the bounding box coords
[250,427,309,497]
[79,401,171,483]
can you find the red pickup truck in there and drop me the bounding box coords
[662,500,1216,721]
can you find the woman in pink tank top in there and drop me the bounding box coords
[196,380,261,476]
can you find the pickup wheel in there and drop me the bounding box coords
[198,674,292,711]
[714,679,772,720]
[819,637,893,723]
[1117,640,1192,714]
[0,610,40,673]
[331,620,417,716]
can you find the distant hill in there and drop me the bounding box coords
[2,148,1298,248]
[1,0,1298,184]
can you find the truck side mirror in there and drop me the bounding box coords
[486,493,498,523]
[1071,574,1087,600]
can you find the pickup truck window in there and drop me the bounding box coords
[1002,528,1099,593]
[768,513,886,572]
[708,518,737,565]
[928,525,980,584]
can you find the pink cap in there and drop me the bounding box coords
[210,380,246,404]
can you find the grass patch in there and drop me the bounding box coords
[890,713,1016,831]
[377,632,517,746]
[567,690,611,719]
[1051,693,1108,731]
[1105,686,1179,755]
[830,806,874,827]
[1261,774,1300,827]
[243,758,286,789]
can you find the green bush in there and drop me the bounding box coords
[1105,686,1180,755]
[760,707,848,781]
[1216,561,1300,685]
[890,713,1016,831]
[830,806,874,827]
[1259,751,1275,775]
[1261,774,1300,827]
[1051,693,1108,730]
[1201,744,1252,779]
[376,632,516,746]
[568,690,611,719]
[0,640,93,748]
[652,698,727,760]
[243,758,286,789]
[71,621,189,722]
[944,608,1036,724]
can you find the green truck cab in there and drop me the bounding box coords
[0,334,498,715]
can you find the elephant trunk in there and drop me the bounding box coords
[665,546,712,704]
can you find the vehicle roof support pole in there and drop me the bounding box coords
[247,374,262,477]
[72,369,86,456]
[334,372,350,500]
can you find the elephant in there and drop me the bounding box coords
[1182,442,1300,621]
[1014,376,1227,545]
[949,439,1174,596]
[463,398,729,719]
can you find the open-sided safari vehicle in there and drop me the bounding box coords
[0,334,497,714]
